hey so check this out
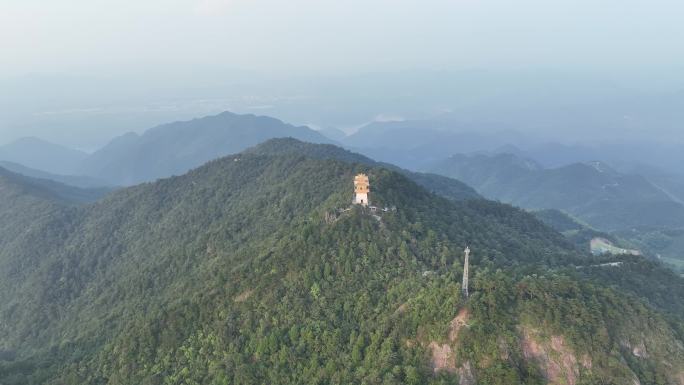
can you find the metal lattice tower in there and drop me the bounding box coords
[462,246,470,298]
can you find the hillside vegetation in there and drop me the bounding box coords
[428,154,684,231]
[246,138,481,201]
[1,142,683,384]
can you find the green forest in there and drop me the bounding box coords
[1,140,683,384]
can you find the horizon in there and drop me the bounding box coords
[2,0,684,149]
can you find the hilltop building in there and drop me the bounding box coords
[353,173,370,206]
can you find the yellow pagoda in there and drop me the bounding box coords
[353,173,370,206]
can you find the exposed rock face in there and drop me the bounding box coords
[429,308,470,375]
[458,361,475,385]
[632,345,647,358]
[621,339,649,358]
[449,308,469,342]
[521,328,586,385]
[429,342,456,373]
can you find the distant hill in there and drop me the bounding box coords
[429,153,684,231]
[246,138,481,201]
[0,166,110,267]
[78,111,330,185]
[532,208,636,254]
[533,208,586,233]
[0,161,110,188]
[0,166,111,205]
[316,126,348,141]
[341,120,525,169]
[623,164,684,204]
[0,137,88,175]
[2,143,683,384]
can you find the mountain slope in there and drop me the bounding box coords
[0,167,110,299]
[1,145,683,384]
[78,111,330,185]
[0,137,88,175]
[0,167,72,254]
[532,208,638,255]
[0,166,110,205]
[429,153,684,231]
[0,160,110,188]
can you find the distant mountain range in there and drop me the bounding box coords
[339,114,684,177]
[0,112,333,187]
[340,119,526,170]
[3,110,684,234]
[76,111,331,185]
[428,153,684,231]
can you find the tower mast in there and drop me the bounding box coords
[462,246,470,298]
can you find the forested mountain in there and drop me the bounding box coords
[0,137,88,175]
[77,111,330,186]
[428,153,684,231]
[0,160,110,188]
[246,138,481,201]
[1,142,684,384]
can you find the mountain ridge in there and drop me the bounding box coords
[78,111,331,185]
[246,138,481,201]
[0,160,110,188]
[428,152,684,231]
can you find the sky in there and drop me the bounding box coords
[2,0,684,77]
[1,0,684,148]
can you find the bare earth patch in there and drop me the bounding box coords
[429,342,456,373]
[458,361,476,385]
[395,302,408,315]
[428,307,470,375]
[521,327,583,385]
[581,354,592,369]
[233,289,254,303]
[449,308,469,342]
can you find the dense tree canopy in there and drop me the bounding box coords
[1,141,683,384]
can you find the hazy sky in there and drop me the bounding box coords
[2,0,684,77]
[1,0,684,149]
